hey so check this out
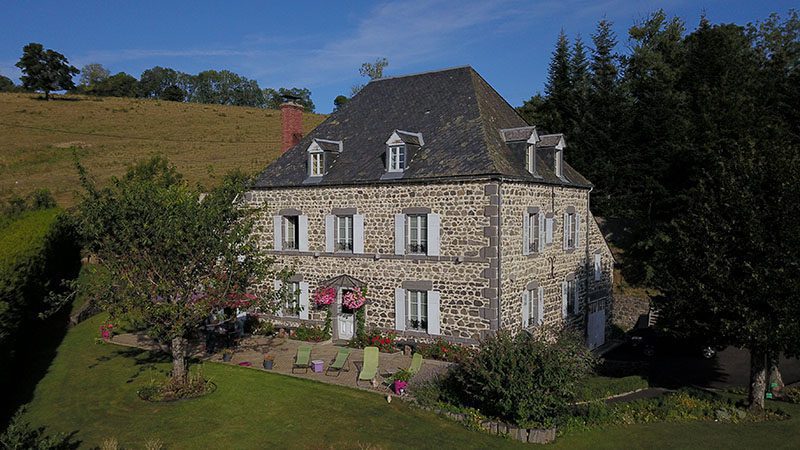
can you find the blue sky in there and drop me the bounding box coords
[1,0,796,113]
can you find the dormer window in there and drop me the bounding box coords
[310,152,324,177]
[526,144,537,175]
[554,149,563,179]
[388,145,406,172]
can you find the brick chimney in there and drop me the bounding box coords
[280,101,303,153]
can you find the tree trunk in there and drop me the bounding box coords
[44,89,50,100]
[768,351,784,396]
[171,336,188,382]
[748,347,767,412]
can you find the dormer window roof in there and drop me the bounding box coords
[382,130,423,178]
[386,130,424,147]
[305,138,342,180]
[499,126,539,145]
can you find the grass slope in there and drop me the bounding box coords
[0,93,326,206]
[22,314,524,449]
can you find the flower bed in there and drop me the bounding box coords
[138,372,216,402]
[417,338,473,362]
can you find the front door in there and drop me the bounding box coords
[336,288,355,340]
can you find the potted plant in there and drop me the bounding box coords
[390,369,411,395]
[222,348,234,362]
[263,353,274,369]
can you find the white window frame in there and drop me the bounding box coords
[407,290,428,331]
[526,144,536,175]
[283,216,299,250]
[335,215,353,252]
[310,152,324,177]
[555,149,563,178]
[284,281,300,317]
[594,253,602,281]
[528,213,540,253]
[565,212,576,249]
[388,145,406,172]
[407,214,428,254]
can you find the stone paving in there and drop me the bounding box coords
[110,332,451,394]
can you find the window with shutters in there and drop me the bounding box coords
[528,213,540,253]
[284,281,300,317]
[283,216,299,250]
[566,279,577,315]
[335,215,353,252]
[525,289,536,327]
[407,290,428,331]
[407,214,428,254]
[310,152,324,177]
[565,212,576,249]
[545,216,554,245]
[388,145,406,172]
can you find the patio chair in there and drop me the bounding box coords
[383,352,423,379]
[357,346,379,385]
[325,347,352,377]
[292,344,312,373]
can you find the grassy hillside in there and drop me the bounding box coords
[0,93,326,206]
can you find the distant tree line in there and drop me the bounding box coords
[521,10,800,411]
[2,42,315,111]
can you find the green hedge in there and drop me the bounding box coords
[0,209,81,379]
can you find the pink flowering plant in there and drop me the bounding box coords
[99,322,114,340]
[313,287,336,306]
[342,289,366,310]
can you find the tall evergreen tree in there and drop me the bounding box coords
[543,30,573,133]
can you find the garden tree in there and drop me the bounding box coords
[650,18,800,412]
[0,75,16,92]
[263,87,315,112]
[583,19,627,215]
[333,95,349,111]
[620,11,690,284]
[564,36,591,169]
[517,31,572,133]
[78,63,110,90]
[90,72,138,97]
[350,57,389,96]
[75,156,290,382]
[15,43,79,100]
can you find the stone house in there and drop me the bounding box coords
[246,66,613,348]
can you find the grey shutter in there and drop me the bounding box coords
[274,279,283,317]
[394,288,406,331]
[427,213,441,256]
[537,287,545,326]
[538,212,545,252]
[574,281,581,314]
[273,216,282,251]
[575,213,582,248]
[546,217,554,244]
[561,281,569,318]
[427,290,441,335]
[522,212,530,255]
[298,215,309,252]
[394,214,406,255]
[299,281,310,320]
[563,213,569,250]
[521,291,530,327]
[594,254,602,281]
[325,214,334,253]
[353,214,365,254]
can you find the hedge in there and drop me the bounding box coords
[0,209,81,380]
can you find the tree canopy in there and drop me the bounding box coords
[15,43,79,100]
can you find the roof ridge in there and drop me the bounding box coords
[368,65,473,83]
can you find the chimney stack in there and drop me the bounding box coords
[280,99,303,153]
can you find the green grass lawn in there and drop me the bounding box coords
[20,313,800,449]
[21,314,525,449]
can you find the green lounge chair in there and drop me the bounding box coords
[292,344,312,373]
[384,352,423,379]
[325,347,352,376]
[358,346,379,385]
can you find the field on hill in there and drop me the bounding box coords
[0,93,326,206]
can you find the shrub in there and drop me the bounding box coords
[138,369,215,402]
[251,320,275,336]
[417,338,473,363]
[0,407,78,449]
[292,324,330,342]
[452,328,595,427]
[782,386,800,404]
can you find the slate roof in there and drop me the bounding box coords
[253,66,591,189]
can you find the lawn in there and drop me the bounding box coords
[21,314,525,449]
[19,313,800,449]
[0,93,326,206]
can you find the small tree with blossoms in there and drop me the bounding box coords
[75,156,287,384]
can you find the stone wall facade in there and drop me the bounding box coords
[613,294,651,330]
[498,182,614,342]
[246,178,613,344]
